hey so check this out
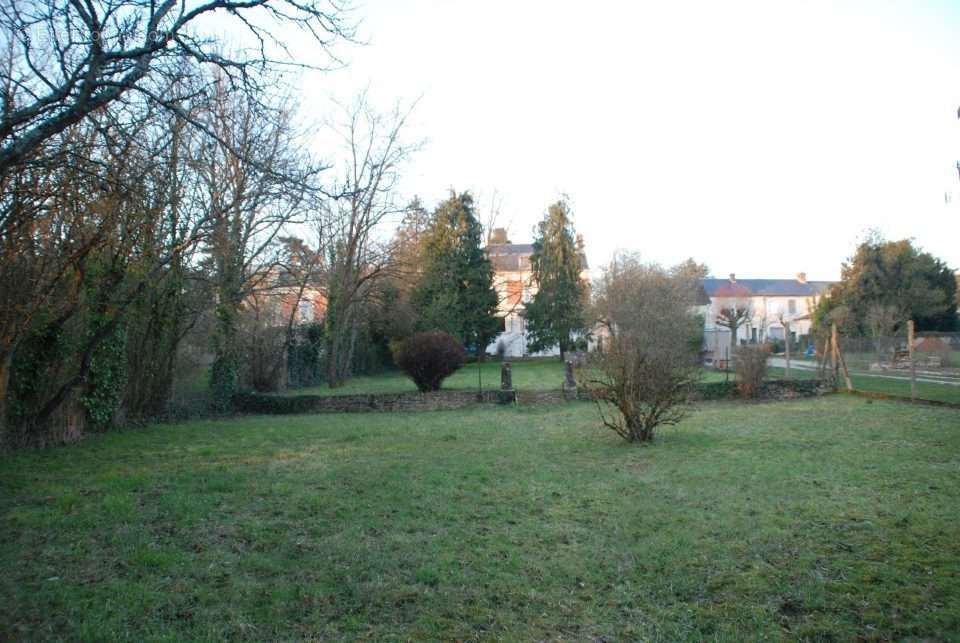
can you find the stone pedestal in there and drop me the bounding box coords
[498,362,516,404]
[562,360,578,400]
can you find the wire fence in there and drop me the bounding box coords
[755,325,960,405]
[831,330,960,405]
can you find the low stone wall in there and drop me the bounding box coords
[693,378,832,401]
[232,389,516,415]
[233,378,830,416]
[758,378,834,400]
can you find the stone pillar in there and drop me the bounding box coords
[498,362,516,404]
[562,360,577,400]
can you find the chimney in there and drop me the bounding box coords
[728,273,736,283]
[796,272,807,284]
[489,227,510,245]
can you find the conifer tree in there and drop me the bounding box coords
[525,199,587,360]
[411,191,500,352]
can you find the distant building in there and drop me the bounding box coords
[245,267,327,328]
[485,229,589,357]
[701,272,834,363]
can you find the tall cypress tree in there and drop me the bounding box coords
[411,191,500,352]
[525,199,587,360]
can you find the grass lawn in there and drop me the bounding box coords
[287,357,567,396]
[768,365,960,405]
[3,397,959,640]
[288,359,729,397]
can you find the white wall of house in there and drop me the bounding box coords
[485,263,590,358]
[704,294,821,346]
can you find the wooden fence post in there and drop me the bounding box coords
[784,320,791,379]
[831,323,853,391]
[830,323,839,383]
[908,319,916,401]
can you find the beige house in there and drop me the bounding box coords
[485,229,589,357]
[701,272,834,362]
[244,267,327,328]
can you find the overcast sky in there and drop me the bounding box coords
[290,0,960,280]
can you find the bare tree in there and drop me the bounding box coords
[0,96,211,442]
[246,233,325,392]
[195,79,320,409]
[865,302,902,364]
[322,93,418,387]
[0,0,353,440]
[0,0,353,173]
[577,253,703,443]
[715,298,752,353]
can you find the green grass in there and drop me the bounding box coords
[767,366,960,405]
[289,359,729,396]
[3,397,959,640]
[289,357,568,396]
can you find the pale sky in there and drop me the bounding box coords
[291,0,960,280]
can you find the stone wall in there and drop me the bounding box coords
[233,378,830,416]
[757,378,834,400]
[232,389,516,415]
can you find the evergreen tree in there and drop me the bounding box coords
[411,191,500,352]
[815,233,958,333]
[525,199,587,360]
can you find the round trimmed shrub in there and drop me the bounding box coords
[394,331,466,392]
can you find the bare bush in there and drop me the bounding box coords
[577,253,703,443]
[734,344,770,399]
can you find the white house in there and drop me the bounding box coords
[701,272,835,362]
[484,230,590,357]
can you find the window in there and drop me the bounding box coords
[788,299,796,314]
[298,300,313,323]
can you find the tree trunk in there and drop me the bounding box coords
[326,337,339,388]
[210,294,241,411]
[0,350,11,446]
[326,324,350,388]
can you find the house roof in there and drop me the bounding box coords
[486,243,589,271]
[487,243,535,256]
[487,244,533,271]
[701,278,834,298]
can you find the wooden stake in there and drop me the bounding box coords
[908,319,916,401]
[784,320,791,379]
[830,323,839,385]
[835,332,853,391]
